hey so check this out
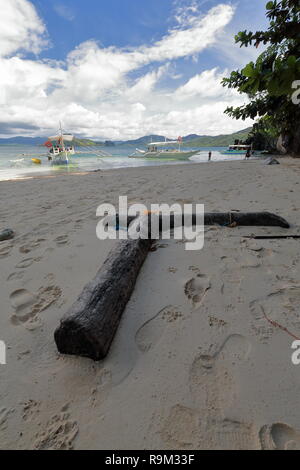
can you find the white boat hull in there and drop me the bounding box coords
[129,150,199,160]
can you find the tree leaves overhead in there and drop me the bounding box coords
[222,0,300,154]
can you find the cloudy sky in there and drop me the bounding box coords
[0,0,268,139]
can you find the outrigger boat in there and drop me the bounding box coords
[43,123,75,165]
[221,144,252,156]
[29,123,112,167]
[129,137,199,160]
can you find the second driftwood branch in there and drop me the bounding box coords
[114,211,290,231]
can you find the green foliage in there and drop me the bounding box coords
[245,116,278,150]
[182,128,252,147]
[222,0,300,154]
[73,138,97,146]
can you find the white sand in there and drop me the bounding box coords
[1,158,300,449]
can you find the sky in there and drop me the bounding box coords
[0,0,269,139]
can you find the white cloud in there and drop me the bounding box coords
[58,3,234,104]
[126,65,170,101]
[0,0,48,57]
[175,67,234,99]
[0,0,253,139]
[53,3,75,21]
[212,28,265,68]
[173,0,213,27]
[135,5,234,64]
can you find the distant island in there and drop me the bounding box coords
[0,127,251,148]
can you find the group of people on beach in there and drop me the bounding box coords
[207,148,252,161]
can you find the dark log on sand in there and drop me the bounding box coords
[203,212,289,228]
[55,211,289,361]
[115,211,290,231]
[248,235,300,240]
[55,238,152,360]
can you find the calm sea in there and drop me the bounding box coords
[0,144,246,181]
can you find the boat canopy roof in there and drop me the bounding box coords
[49,134,74,142]
[148,141,179,146]
[229,144,251,148]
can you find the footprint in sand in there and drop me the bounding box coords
[184,276,211,308]
[161,404,200,449]
[10,285,62,327]
[0,244,13,258]
[90,368,113,407]
[205,418,258,450]
[15,258,35,269]
[161,405,257,450]
[241,252,262,269]
[0,407,14,429]
[193,333,251,369]
[216,333,252,363]
[19,238,46,254]
[135,306,183,353]
[189,334,251,414]
[10,289,37,324]
[7,272,24,282]
[280,282,300,306]
[249,302,275,343]
[55,235,69,246]
[246,242,263,253]
[260,423,300,450]
[31,285,62,314]
[33,411,78,450]
[22,400,40,421]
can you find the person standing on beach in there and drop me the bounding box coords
[208,151,212,161]
[245,148,251,159]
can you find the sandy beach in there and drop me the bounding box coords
[1,157,300,450]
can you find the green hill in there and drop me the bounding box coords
[73,138,98,146]
[0,128,252,148]
[182,128,252,147]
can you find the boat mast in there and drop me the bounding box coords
[178,136,181,151]
[59,121,65,151]
[59,121,69,162]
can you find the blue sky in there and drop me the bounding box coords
[32,0,268,73]
[0,0,269,138]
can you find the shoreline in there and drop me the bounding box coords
[0,153,285,184]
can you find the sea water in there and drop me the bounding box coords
[0,144,246,181]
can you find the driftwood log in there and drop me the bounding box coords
[55,238,153,360]
[115,211,290,232]
[55,211,289,361]
[203,211,289,228]
[249,235,300,240]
